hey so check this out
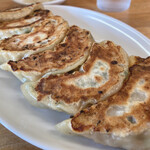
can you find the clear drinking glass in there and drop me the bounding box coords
[97,0,131,12]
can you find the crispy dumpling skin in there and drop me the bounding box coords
[0,9,53,40]
[0,3,44,22]
[21,41,129,114]
[0,26,94,82]
[0,15,69,64]
[57,56,150,150]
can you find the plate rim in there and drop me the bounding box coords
[13,0,66,5]
[45,5,150,55]
[1,4,150,150]
[48,5,150,46]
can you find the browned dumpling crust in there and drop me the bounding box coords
[0,15,69,63]
[2,26,94,82]
[0,9,53,41]
[0,9,52,30]
[57,56,150,150]
[21,41,128,114]
[0,3,44,22]
[9,26,93,80]
[0,16,67,52]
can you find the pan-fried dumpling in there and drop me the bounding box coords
[21,41,129,114]
[1,26,94,82]
[57,56,150,150]
[0,9,53,40]
[0,15,69,64]
[0,3,44,22]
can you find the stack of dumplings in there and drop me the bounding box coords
[0,3,150,150]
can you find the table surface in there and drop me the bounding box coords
[0,0,150,149]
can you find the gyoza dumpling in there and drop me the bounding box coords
[1,26,94,82]
[0,9,53,40]
[57,56,150,150]
[0,15,69,64]
[0,3,44,22]
[21,41,129,114]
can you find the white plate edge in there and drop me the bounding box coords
[47,5,150,52]
[13,0,66,5]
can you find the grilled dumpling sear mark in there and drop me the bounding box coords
[21,41,129,114]
[0,15,69,64]
[57,56,150,150]
[1,26,94,82]
[0,9,53,40]
[0,3,44,22]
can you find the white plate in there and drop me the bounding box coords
[0,5,150,150]
[13,0,65,5]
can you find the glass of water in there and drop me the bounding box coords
[97,0,131,12]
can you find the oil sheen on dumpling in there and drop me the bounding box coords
[57,56,150,150]
[0,14,69,64]
[0,9,53,40]
[21,41,129,114]
[0,26,94,82]
[0,3,44,22]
